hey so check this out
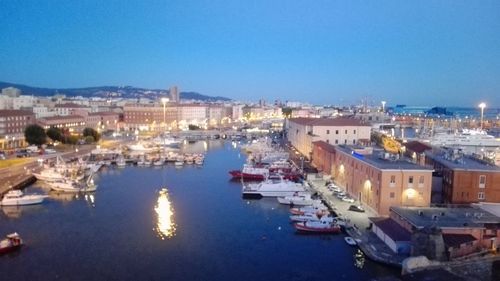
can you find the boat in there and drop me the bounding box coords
[174,161,184,166]
[294,220,341,234]
[116,157,126,167]
[289,204,329,215]
[344,236,357,246]
[127,143,156,152]
[32,169,67,182]
[0,233,23,255]
[153,159,164,166]
[49,174,97,193]
[242,178,305,199]
[277,193,317,206]
[0,190,48,206]
[229,164,269,180]
[289,213,334,223]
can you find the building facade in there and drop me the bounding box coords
[426,149,500,204]
[287,117,371,159]
[0,110,36,149]
[332,145,433,216]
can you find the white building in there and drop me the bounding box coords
[286,117,371,158]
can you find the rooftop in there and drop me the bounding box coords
[391,206,500,229]
[312,141,336,153]
[426,151,500,172]
[369,217,412,241]
[336,145,433,171]
[289,117,370,127]
[0,109,34,117]
[404,141,432,153]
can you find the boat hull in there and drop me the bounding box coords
[294,223,341,234]
[1,196,47,206]
[0,244,22,255]
[229,171,266,181]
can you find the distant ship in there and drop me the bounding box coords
[429,129,499,148]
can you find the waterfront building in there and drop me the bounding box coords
[286,117,371,159]
[123,103,178,131]
[37,115,86,132]
[425,149,500,204]
[178,104,208,127]
[331,144,432,216]
[371,206,500,259]
[0,109,35,149]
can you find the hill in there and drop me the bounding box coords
[0,81,231,101]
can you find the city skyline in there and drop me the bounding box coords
[1,1,500,107]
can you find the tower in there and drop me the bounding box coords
[169,86,179,103]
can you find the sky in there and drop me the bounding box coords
[0,0,499,107]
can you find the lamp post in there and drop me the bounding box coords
[381,101,386,112]
[161,97,169,131]
[478,102,486,130]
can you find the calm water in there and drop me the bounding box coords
[0,141,399,281]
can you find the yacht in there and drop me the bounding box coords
[277,194,317,206]
[127,143,156,152]
[0,190,48,206]
[429,129,499,148]
[242,178,306,199]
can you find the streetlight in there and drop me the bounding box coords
[161,97,169,130]
[381,101,386,112]
[478,102,486,130]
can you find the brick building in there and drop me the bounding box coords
[0,109,35,149]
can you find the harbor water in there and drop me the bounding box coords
[0,140,399,281]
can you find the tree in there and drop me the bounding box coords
[24,124,47,146]
[281,107,292,118]
[46,127,63,142]
[82,128,100,142]
[84,136,95,144]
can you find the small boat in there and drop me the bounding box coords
[144,160,152,166]
[289,204,328,215]
[116,157,126,167]
[294,220,341,234]
[0,233,23,255]
[153,159,164,166]
[0,190,48,206]
[174,161,184,166]
[277,193,316,206]
[289,213,334,223]
[344,236,357,246]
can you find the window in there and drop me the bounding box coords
[390,175,395,184]
[478,192,485,200]
[408,176,414,184]
[335,139,338,144]
[353,140,356,144]
[326,130,330,134]
[479,175,486,188]
[354,130,356,134]
[326,140,329,144]
[390,192,395,198]
[344,130,347,134]
[335,130,339,135]
[344,139,347,144]
[419,176,424,187]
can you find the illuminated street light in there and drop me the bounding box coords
[478,102,486,130]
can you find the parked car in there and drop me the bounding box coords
[16,149,30,158]
[348,205,365,213]
[335,192,346,199]
[342,197,355,203]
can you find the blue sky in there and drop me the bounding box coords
[0,1,499,107]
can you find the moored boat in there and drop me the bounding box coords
[0,233,23,255]
[294,220,341,234]
[242,178,305,199]
[277,193,317,206]
[344,236,357,246]
[0,190,48,206]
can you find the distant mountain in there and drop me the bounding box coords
[0,81,231,101]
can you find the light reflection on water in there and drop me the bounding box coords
[154,188,176,239]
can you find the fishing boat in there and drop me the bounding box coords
[0,190,48,206]
[277,193,317,206]
[289,204,329,215]
[229,164,269,181]
[294,220,341,234]
[289,213,334,223]
[0,233,23,255]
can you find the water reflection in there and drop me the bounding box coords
[354,249,365,269]
[2,205,44,218]
[154,188,176,239]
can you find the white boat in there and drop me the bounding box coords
[290,203,329,215]
[344,236,357,246]
[0,190,48,206]
[289,213,334,223]
[127,143,156,152]
[277,193,317,206]
[49,174,97,193]
[429,129,499,148]
[174,161,184,166]
[116,157,126,167]
[32,169,66,182]
[242,178,305,199]
[144,160,152,166]
[153,159,164,166]
[294,220,341,234]
[137,159,145,166]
